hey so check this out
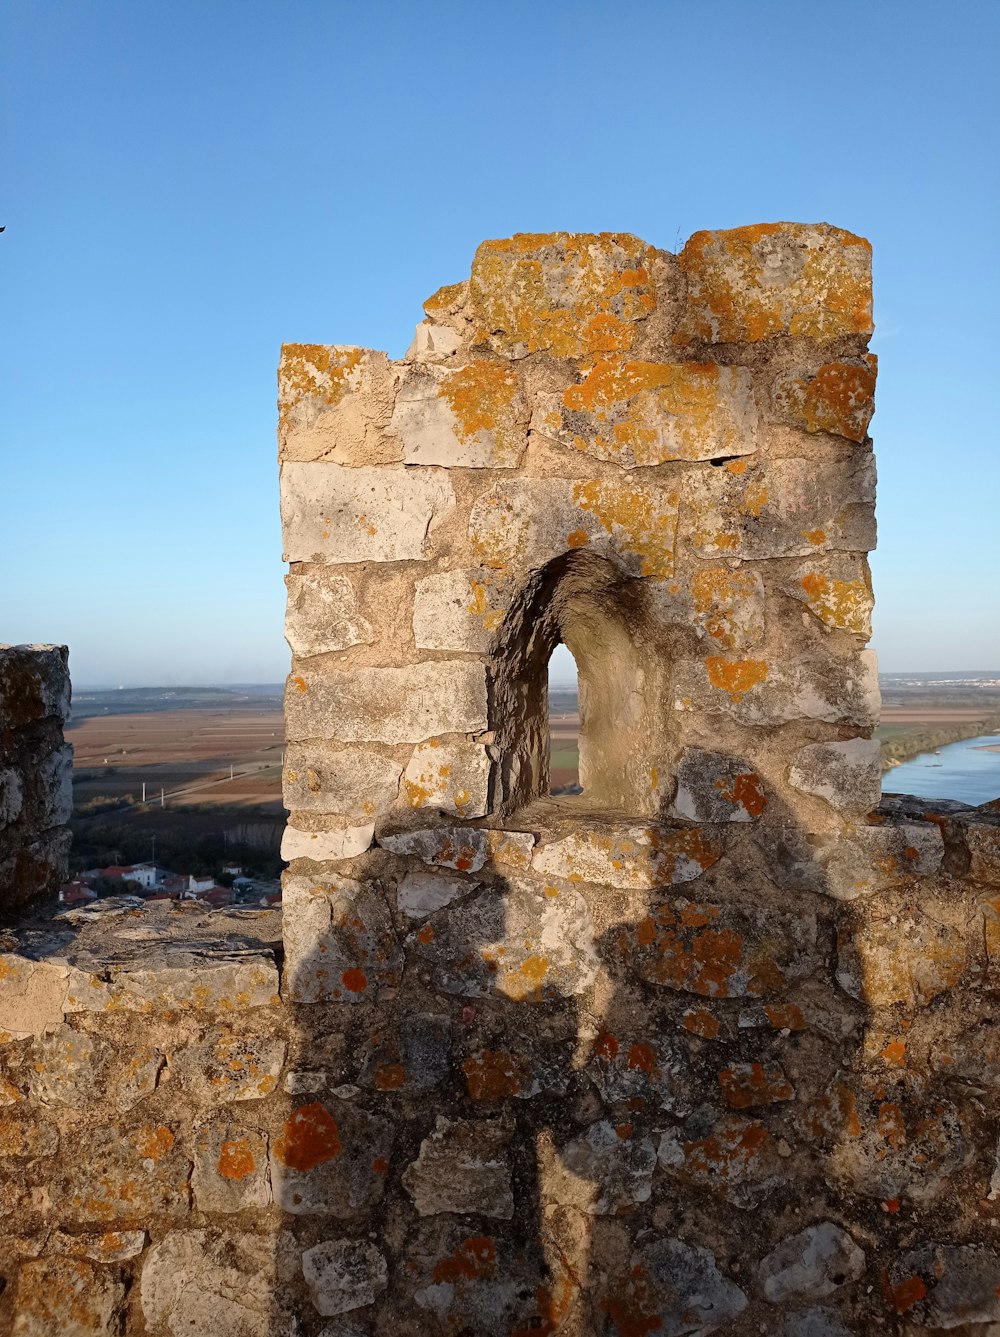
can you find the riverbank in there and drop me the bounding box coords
[880,713,1000,773]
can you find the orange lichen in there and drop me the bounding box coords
[432,1235,498,1284]
[798,569,872,634]
[423,281,465,314]
[626,1042,657,1074]
[715,771,767,817]
[705,656,768,700]
[341,968,367,994]
[438,359,524,465]
[891,1275,927,1314]
[373,1064,405,1091]
[571,479,677,579]
[690,566,761,649]
[780,360,877,442]
[763,1002,806,1032]
[594,1032,620,1060]
[718,1062,794,1109]
[803,528,827,546]
[682,1008,721,1039]
[133,1125,175,1162]
[566,528,590,548]
[273,1102,342,1172]
[217,1138,256,1181]
[602,1263,664,1337]
[279,344,364,409]
[463,1051,523,1100]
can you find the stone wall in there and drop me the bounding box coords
[0,645,72,917]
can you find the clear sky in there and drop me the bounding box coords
[2,0,997,687]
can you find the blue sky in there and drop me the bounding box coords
[1,0,997,687]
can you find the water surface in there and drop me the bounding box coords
[883,733,1000,806]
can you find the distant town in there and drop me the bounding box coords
[59,860,281,912]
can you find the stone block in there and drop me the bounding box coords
[357,1012,451,1094]
[389,360,527,468]
[64,950,280,1014]
[966,815,1000,886]
[193,1119,271,1211]
[687,564,766,651]
[378,825,493,872]
[670,748,768,822]
[587,1031,693,1113]
[49,1230,147,1262]
[52,1122,190,1223]
[774,357,877,443]
[280,462,454,563]
[780,555,874,636]
[403,1116,513,1218]
[531,823,725,889]
[28,1023,107,1106]
[402,738,492,817]
[302,1239,389,1317]
[278,344,400,465]
[141,1230,291,1337]
[603,1239,747,1335]
[283,743,402,819]
[469,476,679,580]
[688,454,876,560]
[405,319,463,362]
[675,222,873,344]
[717,1061,794,1109]
[285,663,488,744]
[836,909,965,1006]
[888,1244,1000,1328]
[413,567,513,651]
[559,1120,656,1213]
[170,1028,285,1105]
[280,823,374,862]
[282,875,402,1004]
[12,1258,125,1337]
[284,571,374,657]
[539,359,758,466]
[789,738,882,812]
[270,1098,394,1217]
[673,649,880,728]
[397,869,475,918]
[468,231,658,359]
[0,643,71,730]
[658,1113,787,1207]
[758,1224,865,1303]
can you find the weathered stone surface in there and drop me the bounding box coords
[531,824,724,889]
[357,1012,451,1093]
[405,319,463,362]
[280,823,374,862]
[402,737,492,817]
[888,1243,1000,1328]
[379,825,492,872]
[718,1060,794,1109]
[687,563,766,651]
[468,232,658,359]
[403,1116,513,1218]
[270,1098,393,1217]
[754,819,943,901]
[285,663,488,744]
[966,815,1000,886]
[0,767,23,825]
[28,1023,106,1106]
[670,749,768,822]
[0,643,71,728]
[284,570,374,657]
[412,567,513,651]
[774,357,877,442]
[282,875,402,1004]
[587,1032,692,1113]
[390,360,527,468]
[302,1239,389,1316]
[407,878,598,1001]
[469,476,679,580]
[397,869,474,918]
[0,1114,59,1158]
[538,359,758,466]
[170,1028,285,1104]
[278,344,399,465]
[781,555,874,636]
[560,1119,656,1213]
[141,1229,293,1337]
[192,1118,271,1211]
[688,455,876,560]
[64,949,280,1013]
[280,462,454,563]
[658,1113,787,1207]
[12,1257,125,1337]
[780,1309,855,1337]
[49,1229,147,1262]
[836,907,966,1004]
[674,650,880,728]
[52,1121,191,1223]
[283,743,402,819]
[789,738,881,812]
[603,1238,748,1335]
[675,223,873,344]
[758,1223,865,1303]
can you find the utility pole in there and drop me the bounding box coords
[230,763,234,781]
[160,788,164,808]
[142,781,146,803]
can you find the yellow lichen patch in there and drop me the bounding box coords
[776,359,877,442]
[571,479,677,579]
[797,569,873,635]
[438,359,525,466]
[279,344,365,412]
[705,657,769,700]
[690,566,764,651]
[469,232,657,359]
[676,223,873,344]
[423,280,465,315]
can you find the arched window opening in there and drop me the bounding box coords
[547,643,581,796]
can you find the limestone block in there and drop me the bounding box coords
[379,825,492,873]
[402,1116,513,1218]
[49,1231,147,1262]
[774,357,877,444]
[469,476,679,580]
[531,824,725,889]
[888,1244,1000,1329]
[28,1023,107,1106]
[468,232,658,359]
[407,878,599,1001]
[280,823,375,862]
[758,1224,865,1303]
[402,738,492,817]
[389,360,527,468]
[675,222,873,344]
[540,359,758,466]
[405,319,463,362]
[670,749,769,822]
[836,908,965,1005]
[673,649,880,727]
[141,1230,292,1337]
[280,462,454,563]
[756,820,942,901]
[687,564,766,651]
[619,897,818,999]
[63,952,279,1013]
[780,555,874,636]
[193,1119,271,1211]
[604,1239,747,1335]
[658,1113,788,1207]
[278,344,400,465]
[413,567,513,651]
[559,1120,656,1213]
[270,1099,394,1217]
[0,956,70,1037]
[687,454,876,560]
[285,663,488,745]
[170,1029,285,1105]
[282,875,402,1004]
[283,743,402,819]
[789,737,882,812]
[12,1258,125,1337]
[301,1239,389,1317]
[587,1032,693,1113]
[357,1013,451,1093]
[397,870,476,918]
[51,1122,191,1223]
[284,571,374,657]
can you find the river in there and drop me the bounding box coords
[883,733,1000,806]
